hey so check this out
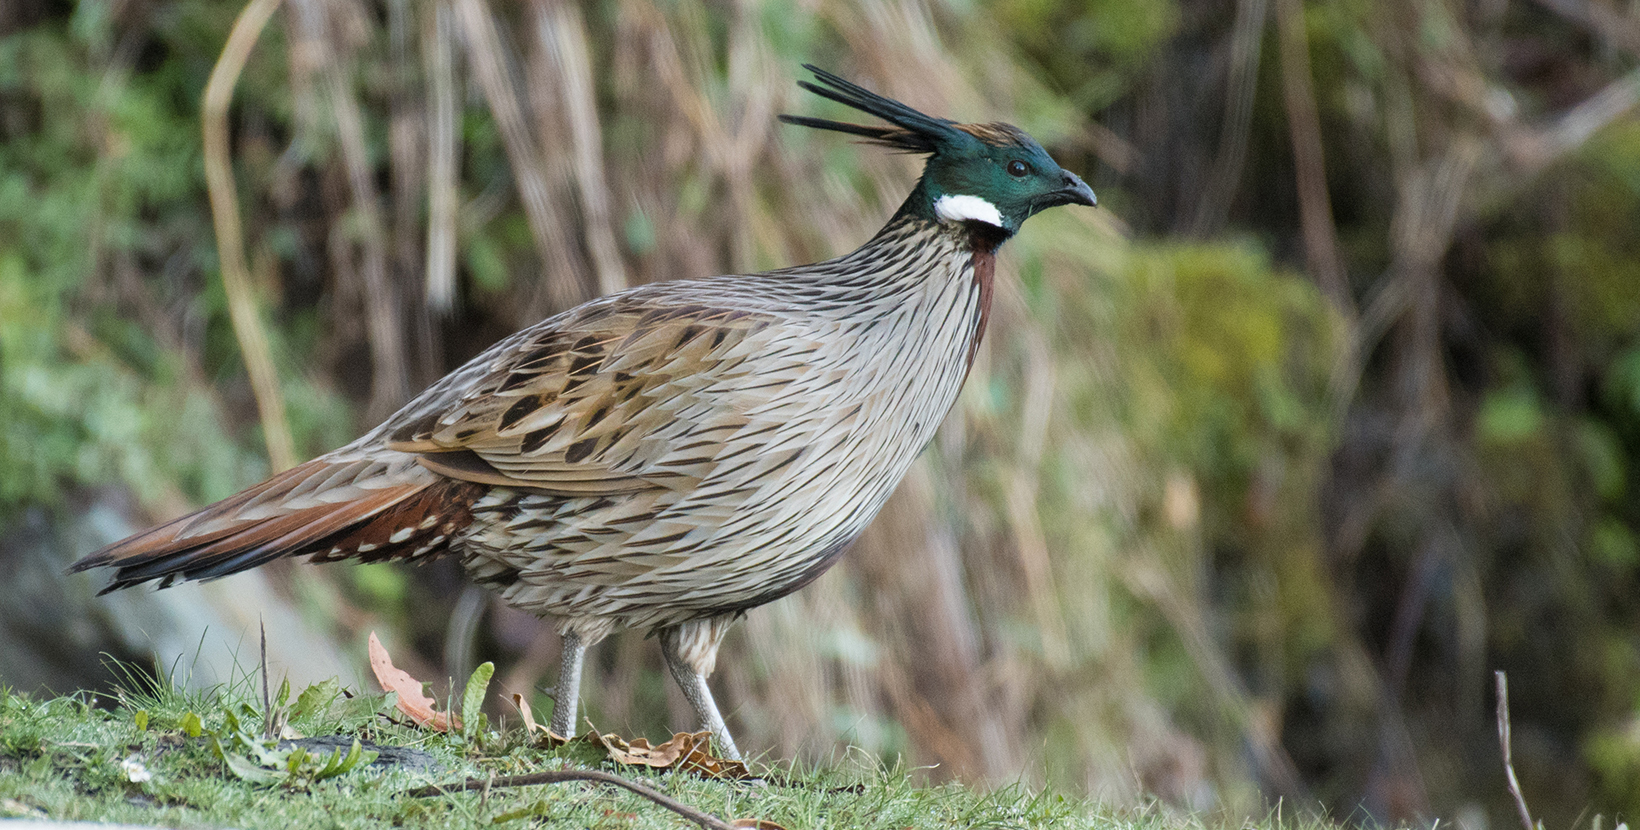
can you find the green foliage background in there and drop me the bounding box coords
[2,0,1639,825]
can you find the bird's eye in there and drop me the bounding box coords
[1007,160,1031,177]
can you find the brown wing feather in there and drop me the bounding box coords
[384,300,773,496]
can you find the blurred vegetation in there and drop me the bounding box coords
[2,0,1640,826]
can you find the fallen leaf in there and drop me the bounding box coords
[595,730,752,780]
[367,631,458,732]
[506,692,579,745]
[508,693,540,736]
[597,730,691,767]
[730,820,788,829]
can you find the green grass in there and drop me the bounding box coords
[0,672,1146,829]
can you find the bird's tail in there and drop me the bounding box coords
[71,454,483,593]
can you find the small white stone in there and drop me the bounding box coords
[934,194,1004,227]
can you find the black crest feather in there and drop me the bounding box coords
[778,64,957,154]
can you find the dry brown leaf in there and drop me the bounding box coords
[729,820,788,829]
[597,730,692,767]
[508,692,541,736]
[595,730,753,780]
[509,714,751,779]
[367,631,458,732]
[505,692,583,746]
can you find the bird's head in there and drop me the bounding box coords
[779,65,1096,240]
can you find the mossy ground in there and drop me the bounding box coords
[0,675,1196,830]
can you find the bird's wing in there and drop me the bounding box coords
[383,297,794,497]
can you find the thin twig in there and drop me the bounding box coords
[406,768,734,830]
[202,0,297,473]
[1496,671,1539,830]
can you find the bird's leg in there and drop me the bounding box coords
[659,618,740,761]
[550,629,586,737]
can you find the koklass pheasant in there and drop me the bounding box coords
[73,65,1096,760]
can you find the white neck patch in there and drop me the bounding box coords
[933,194,1005,228]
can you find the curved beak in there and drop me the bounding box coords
[1053,169,1097,208]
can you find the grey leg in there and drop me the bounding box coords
[550,630,586,737]
[660,624,741,761]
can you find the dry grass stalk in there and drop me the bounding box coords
[422,0,461,313]
[1273,0,1349,310]
[1004,332,1069,668]
[1188,0,1269,238]
[202,0,297,473]
[384,0,439,384]
[1495,671,1539,830]
[532,0,627,296]
[1120,554,1305,799]
[291,0,411,420]
[854,468,1019,780]
[453,0,594,313]
[1511,68,1640,173]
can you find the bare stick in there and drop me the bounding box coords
[406,768,734,830]
[1495,671,1538,830]
[202,0,297,473]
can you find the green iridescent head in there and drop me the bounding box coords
[780,65,1096,238]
